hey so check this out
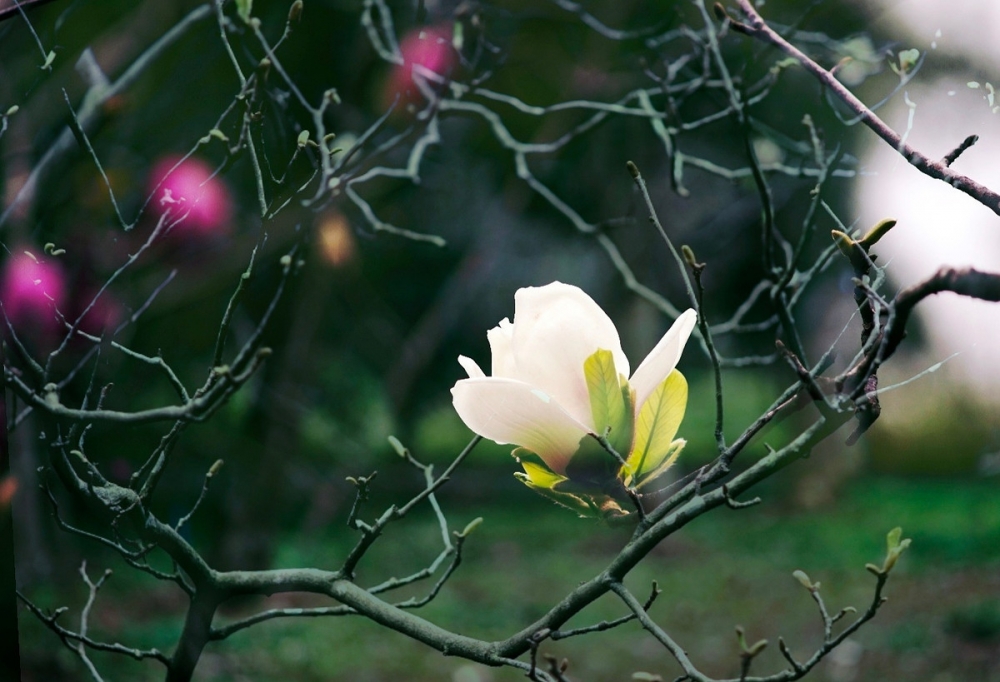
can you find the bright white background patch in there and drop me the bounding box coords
[853,0,1000,396]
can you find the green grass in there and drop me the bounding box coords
[17,475,1000,681]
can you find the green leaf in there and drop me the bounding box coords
[458,517,483,537]
[883,526,911,572]
[513,446,633,520]
[520,460,565,489]
[897,48,919,74]
[584,349,623,431]
[633,439,685,489]
[514,472,598,517]
[886,526,903,552]
[858,218,896,249]
[626,370,687,481]
[583,349,633,455]
[510,444,592,493]
[236,0,253,23]
[511,446,554,472]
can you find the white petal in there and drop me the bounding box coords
[487,318,516,377]
[451,377,590,474]
[507,282,628,428]
[457,355,485,378]
[630,309,697,412]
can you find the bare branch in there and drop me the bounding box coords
[727,0,1000,216]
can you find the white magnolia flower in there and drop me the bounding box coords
[451,282,696,513]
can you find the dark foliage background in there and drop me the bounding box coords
[2,0,998,680]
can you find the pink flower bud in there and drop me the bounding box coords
[148,156,233,235]
[0,250,67,333]
[384,25,456,108]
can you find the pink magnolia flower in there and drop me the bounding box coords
[148,156,233,235]
[384,25,456,107]
[0,250,67,333]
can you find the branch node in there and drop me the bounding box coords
[942,134,979,167]
[778,637,804,673]
[713,2,752,34]
[722,484,761,510]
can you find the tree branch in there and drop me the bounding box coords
[883,267,1000,360]
[726,0,1000,217]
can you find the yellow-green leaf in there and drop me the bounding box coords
[886,526,902,552]
[236,0,253,22]
[584,349,633,454]
[520,460,565,489]
[633,439,685,488]
[626,369,687,480]
[584,349,621,431]
[897,48,919,74]
[514,472,597,517]
[858,218,896,249]
[882,526,911,572]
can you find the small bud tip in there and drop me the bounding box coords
[681,244,698,267]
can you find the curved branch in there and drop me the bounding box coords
[882,266,1000,360]
[727,0,1000,217]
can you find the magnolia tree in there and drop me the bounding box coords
[2,0,999,681]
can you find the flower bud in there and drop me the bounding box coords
[387,435,408,457]
[457,517,482,537]
[381,25,456,110]
[858,218,896,249]
[148,156,233,236]
[0,249,67,341]
[792,569,818,591]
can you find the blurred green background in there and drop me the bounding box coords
[2,0,998,680]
